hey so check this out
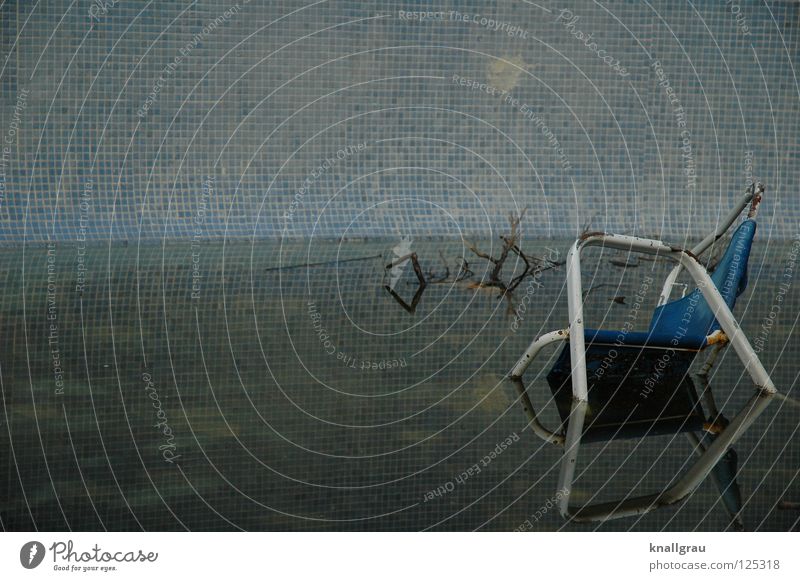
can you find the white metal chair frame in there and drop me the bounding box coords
[510,185,777,522]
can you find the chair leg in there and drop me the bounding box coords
[692,341,726,420]
[685,430,745,531]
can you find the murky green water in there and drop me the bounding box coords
[1,238,798,530]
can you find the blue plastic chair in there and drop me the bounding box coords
[511,184,777,523]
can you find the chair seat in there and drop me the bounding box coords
[584,328,707,350]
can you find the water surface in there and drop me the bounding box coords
[1,238,797,531]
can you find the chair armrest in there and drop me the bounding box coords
[510,377,565,446]
[510,328,569,379]
[509,329,570,445]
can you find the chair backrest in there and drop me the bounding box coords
[648,219,757,344]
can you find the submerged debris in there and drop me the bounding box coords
[384,251,427,314]
[383,210,565,314]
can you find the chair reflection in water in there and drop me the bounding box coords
[510,184,777,527]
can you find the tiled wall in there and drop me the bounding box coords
[1,0,798,244]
